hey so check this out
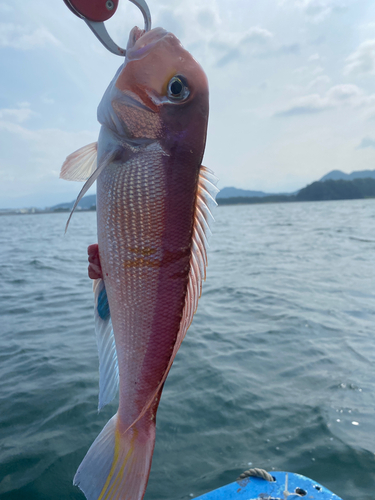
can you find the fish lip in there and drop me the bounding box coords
[126,26,145,51]
[126,27,169,61]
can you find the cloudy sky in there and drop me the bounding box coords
[1,0,375,208]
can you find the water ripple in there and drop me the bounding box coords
[0,201,375,499]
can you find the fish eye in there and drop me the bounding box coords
[167,75,189,102]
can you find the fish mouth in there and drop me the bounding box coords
[126,27,169,61]
[126,26,145,49]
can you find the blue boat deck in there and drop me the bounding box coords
[194,471,342,499]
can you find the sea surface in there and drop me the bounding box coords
[0,199,374,500]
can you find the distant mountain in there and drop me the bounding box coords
[49,169,375,211]
[217,194,295,205]
[218,171,375,197]
[51,194,96,210]
[218,178,375,205]
[320,169,375,182]
[296,178,375,202]
[217,187,272,198]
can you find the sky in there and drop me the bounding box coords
[1,0,375,208]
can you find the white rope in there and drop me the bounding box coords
[237,468,275,482]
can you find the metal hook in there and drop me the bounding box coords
[63,0,152,56]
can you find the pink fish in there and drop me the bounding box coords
[60,26,217,500]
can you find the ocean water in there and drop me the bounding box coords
[0,199,374,500]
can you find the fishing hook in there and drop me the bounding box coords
[63,0,152,56]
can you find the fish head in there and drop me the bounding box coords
[99,27,209,157]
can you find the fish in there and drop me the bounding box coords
[60,25,218,500]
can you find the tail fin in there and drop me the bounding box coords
[74,412,156,500]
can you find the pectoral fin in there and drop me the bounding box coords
[64,149,119,232]
[60,142,98,181]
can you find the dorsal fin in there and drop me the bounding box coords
[60,142,98,181]
[171,165,219,350]
[123,165,219,432]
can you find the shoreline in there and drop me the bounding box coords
[2,195,375,216]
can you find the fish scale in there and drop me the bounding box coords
[97,148,193,427]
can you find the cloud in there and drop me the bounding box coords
[279,0,339,21]
[155,9,185,39]
[216,48,241,67]
[308,53,320,61]
[293,66,309,74]
[210,27,302,67]
[277,43,301,55]
[242,27,273,44]
[0,22,60,49]
[307,75,331,88]
[275,84,368,116]
[275,93,328,116]
[196,8,220,28]
[0,103,97,207]
[303,0,335,20]
[41,97,55,105]
[0,122,96,174]
[357,137,375,149]
[311,65,324,75]
[344,39,375,75]
[0,105,33,123]
[211,26,274,66]
[326,84,362,101]
[151,1,221,45]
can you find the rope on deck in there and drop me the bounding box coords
[236,468,275,482]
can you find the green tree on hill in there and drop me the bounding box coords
[296,178,375,202]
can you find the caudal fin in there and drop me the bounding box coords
[74,412,156,500]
